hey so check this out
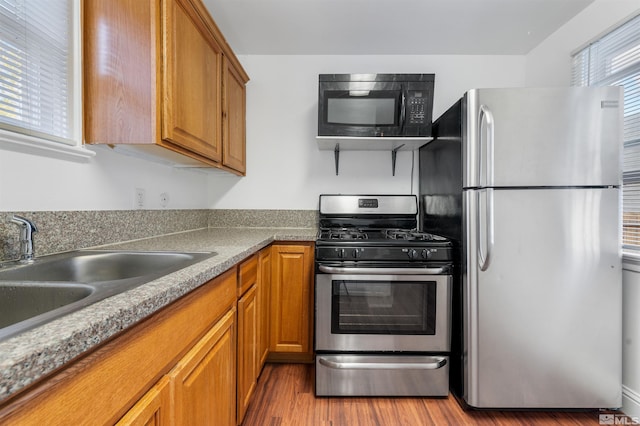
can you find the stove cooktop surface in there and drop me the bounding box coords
[317,228,449,243]
[316,228,452,262]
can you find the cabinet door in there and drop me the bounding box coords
[222,56,247,174]
[170,307,236,426]
[257,247,271,370]
[83,0,158,145]
[162,0,223,162]
[116,376,171,426]
[237,285,258,424]
[270,244,314,356]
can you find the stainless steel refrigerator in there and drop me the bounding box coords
[419,86,623,408]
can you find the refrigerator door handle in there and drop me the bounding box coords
[478,104,495,187]
[477,188,494,271]
[400,89,406,131]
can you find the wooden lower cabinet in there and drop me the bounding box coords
[0,242,314,426]
[269,243,314,362]
[119,308,236,426]
[257,247,272,370]
[237,285,258,424]
[0,269,237,426]
[170,308,237,426]
[116,376,172,426]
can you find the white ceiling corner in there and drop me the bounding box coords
[202,0,596,55]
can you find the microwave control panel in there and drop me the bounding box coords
[407,90,428,125]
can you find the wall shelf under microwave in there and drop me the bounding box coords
[316,136,433,176]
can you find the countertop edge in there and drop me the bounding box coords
[0,227,316,404]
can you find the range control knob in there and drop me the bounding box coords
[336,248,346,259]
[353,249,362,259]
[407,249,418,260]
[422,249,435,259]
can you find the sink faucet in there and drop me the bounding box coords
[10,215,38,263]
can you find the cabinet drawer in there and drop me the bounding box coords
[315,355,449,397]
[238,254,258,297]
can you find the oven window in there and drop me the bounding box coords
[331,280,436,335]
[326,91,398,126]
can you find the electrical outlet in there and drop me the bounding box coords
[160,192,170,208]
[135,188,146,209]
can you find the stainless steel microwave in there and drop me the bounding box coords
[318,73,435,137]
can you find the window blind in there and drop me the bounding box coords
[0,0,74,144]
[571,13,640,250]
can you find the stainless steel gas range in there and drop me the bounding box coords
[314,194,453,397]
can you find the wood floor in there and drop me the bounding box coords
[242,363,625,426]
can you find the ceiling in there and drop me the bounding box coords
[202,0,595,55]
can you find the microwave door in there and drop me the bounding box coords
[327,93,399,126]
[319,80,404,137]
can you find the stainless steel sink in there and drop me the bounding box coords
[0,283,95,329]
[0,251,213,283]
[0,250,216,341]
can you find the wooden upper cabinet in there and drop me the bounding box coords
[83,0,158,145]
[161,0,222,162]
[83,0,248,174]
[222,56,247,174]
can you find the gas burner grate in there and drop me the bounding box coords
[384,229,445,241]
[319,229,369,240]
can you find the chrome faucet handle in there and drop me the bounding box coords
[10,215,38,262]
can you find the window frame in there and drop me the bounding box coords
[0,0,93,160]
[570,11,640,257]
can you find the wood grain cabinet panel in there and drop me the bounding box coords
[238,254,258,298]
[116,376,171,426]
[222,56,247,174]
[237,285,258,424]
[161,0,222,161]
[83,0,158,145]
[257,247,272,370]
[0,269,237,425]
[170,308,237,426]
[269,243,314,361]
[83,0,248,174]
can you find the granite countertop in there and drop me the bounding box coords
[0,227,316,403]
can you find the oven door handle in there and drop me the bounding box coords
[318,357,447,370]
[318,265,447,275]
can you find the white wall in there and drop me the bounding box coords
[207,54,526,210]
[0,54,524,212]
[0,145,208,211]
[524,0,640,418]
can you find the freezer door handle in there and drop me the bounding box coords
[318,356,447,370]
[478,104,495,187]
[477,188,494,271]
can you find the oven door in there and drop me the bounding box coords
[315,266,451,352]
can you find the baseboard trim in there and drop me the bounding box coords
[623,384,640,418]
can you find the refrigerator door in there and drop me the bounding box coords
[463,187,622,408]
[463,87,623,189]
